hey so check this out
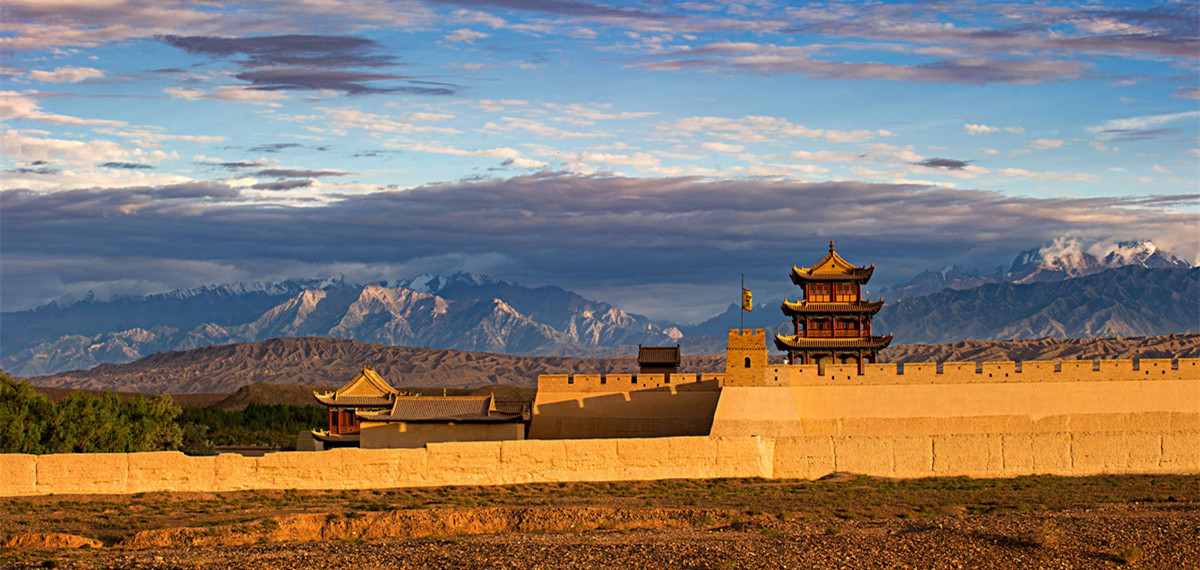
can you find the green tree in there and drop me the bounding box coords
[0,372,54,453]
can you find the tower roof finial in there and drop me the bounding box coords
[829,239,835,253]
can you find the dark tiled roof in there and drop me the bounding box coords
[780,300,884,315]
[638,345,680,366]
[773,334,894,351]
[356,396,523,423]
[313,394,394,407]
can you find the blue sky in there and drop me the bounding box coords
[2,0,1197,322]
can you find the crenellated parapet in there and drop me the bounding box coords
[536,373,722,393]
[763,357,1198,386]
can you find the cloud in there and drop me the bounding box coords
[1027,138,1065,149]
[4,174,1194,313]
[100,162,154,170]
[700,142,744,153]
[248,143,303,153]
[445,29,489,43]
[638,42,1090,85]
[1090,110,1200,141]
[255,169,350,178]
[964,124,1000,135]
[0,91,127,127]
[159,34,458,96]
[658,115,889,144]
[252,179,315,191]
[474,99,528,112]
[28,66,104,83]
[164,85,288,105]
[913,158,970,170]
[2,130,133,165]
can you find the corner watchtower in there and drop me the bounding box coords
[725,328,767,386]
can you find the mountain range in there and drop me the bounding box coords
[28,334,1200,394]
[879,237,1191,299]
[2,239,1196,377]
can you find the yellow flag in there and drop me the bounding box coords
[741,288,752,311]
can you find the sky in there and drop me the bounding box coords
[2,0,1198,324]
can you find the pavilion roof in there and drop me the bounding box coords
[790,241,875,284]
[781,299,884,316]
[773,333,894,351]
[638,345,680,367]
[356,395,523,423]
[313,365,399,407]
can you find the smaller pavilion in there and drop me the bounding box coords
[311,366,398,447]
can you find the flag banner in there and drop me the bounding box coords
[742,288,752,311]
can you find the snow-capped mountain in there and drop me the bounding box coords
[1008,237,1190,284]
[883,237,1193,299]
[1,274,681,377]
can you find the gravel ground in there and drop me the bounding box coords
[2,476,1196,569]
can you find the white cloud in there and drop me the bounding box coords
[444,29,489,43]
[1027,138,1065,149]
[474,99,528,112]
[1090,110,1200,134]
[482,117,608,139]
[700,141,744,153]
[399,142,522,159]
[28,66,104,83]
[165,85,288,105]
[0,90,126,127]
[2,129,131,164]
[659,115,888,144]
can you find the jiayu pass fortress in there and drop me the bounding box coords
[3,243,1197,496]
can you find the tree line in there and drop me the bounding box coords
[1,372,325,454]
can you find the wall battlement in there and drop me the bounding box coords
[769,357,1197,386]
[536,373,722,393]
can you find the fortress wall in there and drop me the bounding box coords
[529,374,722,439]
[4,428,1195,497]
[779,358,1199,386]
[0,436,775,497]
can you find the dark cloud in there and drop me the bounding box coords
[3,175,1195,313]
[255,169,350,178]
[233,68,454,95]
[914,158,971,170]
[158,34,458,95]
[248,143,302,153]
[203,160,263,170]
[7,167,61,175]
[99,162,154,170]
[252,179,314,191]
[158,35,397,68]
[1098,128,1179,142]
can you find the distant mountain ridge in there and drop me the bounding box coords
[873,266,1199,344]
[3,247,1197,377]
[28,334,1199,395]
[881,237,1192,299]
[1,273,681,377]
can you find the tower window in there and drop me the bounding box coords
[744,357,752,368]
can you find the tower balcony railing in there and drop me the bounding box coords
[802,329,865,338]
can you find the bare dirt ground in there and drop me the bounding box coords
[2,474,1196,569]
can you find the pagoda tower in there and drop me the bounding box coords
[774,241,893,369]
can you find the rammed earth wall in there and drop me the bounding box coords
[3,357,1195,497]
[3,430,1197,497]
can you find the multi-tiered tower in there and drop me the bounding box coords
[774,241,893,369]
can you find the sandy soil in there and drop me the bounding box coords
[2,474,1196,569]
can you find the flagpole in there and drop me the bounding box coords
[740,273,744,331]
